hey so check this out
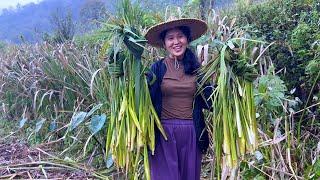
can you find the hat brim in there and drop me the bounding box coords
[145,18,207,47]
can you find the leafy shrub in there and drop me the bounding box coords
[254,69,287,114]
[233,0,320,103]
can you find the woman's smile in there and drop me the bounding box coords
[164,28,188,60]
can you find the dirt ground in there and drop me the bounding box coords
[0,138,93,179]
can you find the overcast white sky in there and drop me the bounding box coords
[0,0,42,10]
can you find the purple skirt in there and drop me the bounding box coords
[149,119,202,180]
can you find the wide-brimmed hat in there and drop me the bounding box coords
[145,18,207,47]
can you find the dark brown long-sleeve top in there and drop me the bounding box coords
[160,57,196,120]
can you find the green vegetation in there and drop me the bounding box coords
[102,1,166,179]
[234,0,320,101]
[0,0,319,179]
[199,13,265,178]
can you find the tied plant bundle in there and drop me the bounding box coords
[102,0,166,179]
[199,12,272,179]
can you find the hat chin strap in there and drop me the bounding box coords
[168,54,180,70]
[174,58,180,70]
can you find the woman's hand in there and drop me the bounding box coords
[197,44,217,82]
[197,44,209,66]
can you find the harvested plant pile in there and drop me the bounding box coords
[103,0,166,179]
[200,12,271,179]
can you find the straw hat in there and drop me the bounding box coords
[145,18,208,47]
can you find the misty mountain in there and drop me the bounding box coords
[0,0,119,43]
[0,0,236,44]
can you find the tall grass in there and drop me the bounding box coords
[0,41,110,168]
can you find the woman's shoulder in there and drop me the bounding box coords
[150,58,165,65]
[146,58,166,86]
[149,58,165,71]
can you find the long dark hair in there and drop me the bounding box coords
[160,26,200,75]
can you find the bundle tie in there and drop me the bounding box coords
[107,63,123,78]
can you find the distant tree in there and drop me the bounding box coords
[1,7,14,15]
[0,41,6,51]
[16,3,22,10]
[200,0,214,20]
[49,8,75,43]
[236,0,252,6]
[80,0,107,29]
[138,0,184,13]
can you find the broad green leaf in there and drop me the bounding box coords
[89,114,107,134]
[227,40,235,49]
[254,175,266,180]
[106,154,113,168]
[64,157,75,163]
[70,111,87,131]
[49,120,57,132]
[254,151,264,161]
[35,118,46,133]
[19,118,27,129]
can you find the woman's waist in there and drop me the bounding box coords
[161,118,194,125]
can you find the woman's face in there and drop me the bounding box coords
[163,28,188,60]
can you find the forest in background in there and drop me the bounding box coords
[0,0,229,43]
[0,0,319,179]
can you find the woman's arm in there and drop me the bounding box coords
[146,65,157,86]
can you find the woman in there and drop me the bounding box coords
[145,18,213,180]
